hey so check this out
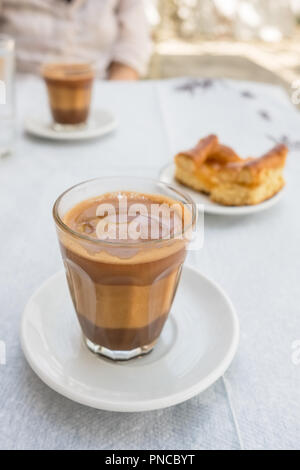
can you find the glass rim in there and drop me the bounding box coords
[52,176,197,247]
[40,60,96,77]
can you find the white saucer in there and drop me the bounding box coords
[24,109,117,141]
[21,265,239,412]
[160,163,284,216]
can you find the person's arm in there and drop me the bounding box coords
[108,61,138,81]
[109,0,152,80]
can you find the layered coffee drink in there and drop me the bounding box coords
[53,178,195,360]
[42,63,94,125]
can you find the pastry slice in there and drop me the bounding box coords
[175,134,241,194]
[174,135,288,206]
[210,144,288,205]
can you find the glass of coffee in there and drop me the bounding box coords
[41,62,94,128]
[53,177,196,360]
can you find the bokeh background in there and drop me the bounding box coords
[145,0,300,92]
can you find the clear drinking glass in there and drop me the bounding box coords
[0,35,15,157]
[41,61,95,130]
[53,177,196,361]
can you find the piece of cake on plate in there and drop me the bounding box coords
[174,135,288,206]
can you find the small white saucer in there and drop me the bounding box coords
[24,109,117,141]
[160,163,284,216]
[21,265,239,412]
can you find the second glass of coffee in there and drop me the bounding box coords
[42,62,94,127]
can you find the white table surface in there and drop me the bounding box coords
[1,76,300,450]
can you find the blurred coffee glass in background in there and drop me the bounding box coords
[0,34,15,157]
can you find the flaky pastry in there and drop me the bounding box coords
[174,135,288,206]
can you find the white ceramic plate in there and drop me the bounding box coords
[21,265,239,412]
[24,109,117,141]
[160,163,284,216]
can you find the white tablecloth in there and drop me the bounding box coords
[1,76,300,450]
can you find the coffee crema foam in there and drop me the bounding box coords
[64,191,187,242]
[42,63,94,82]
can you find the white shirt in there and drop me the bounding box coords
[0,0,152,77]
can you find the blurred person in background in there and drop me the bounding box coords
[0,0,151,80]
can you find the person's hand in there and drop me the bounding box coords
[108,62,139,81]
